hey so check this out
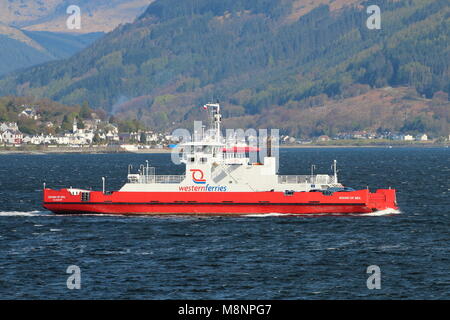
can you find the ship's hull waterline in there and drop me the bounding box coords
[43,189,397,216]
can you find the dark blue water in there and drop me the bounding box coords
[0,148,448,299]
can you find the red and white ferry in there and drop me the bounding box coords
[43,103,398,216]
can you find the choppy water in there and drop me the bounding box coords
[0,148,448,299]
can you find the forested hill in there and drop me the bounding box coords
[0,0,449,138]
[0,0,149,76]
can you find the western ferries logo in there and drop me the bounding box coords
[190,169,206,184]
[179,169,227,192]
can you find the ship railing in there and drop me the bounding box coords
[151,175,186,184]
[278,175,335,184]
[128,174,185,184]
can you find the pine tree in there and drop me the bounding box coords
[80,101,91,119]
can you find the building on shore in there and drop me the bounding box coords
[1,129,23,145]
[403,134,414,141]
[317,135,331,142]
[416,134,428,141]
[18,105,40,120]
[0,122,19,132]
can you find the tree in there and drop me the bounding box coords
[0,103,8,121]
[61,114,73,131]
[18,118,38,135]
[398,62,433,96]
[79,101,92,119]
[400,117,427,134]
[77,118,85,129]
[140,132,147,144]
[93,133,103,144]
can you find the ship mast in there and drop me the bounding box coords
[205,103,222,142]
[333,160,338,183]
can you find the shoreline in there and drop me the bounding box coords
[0,148,173,155]
[0,143,448,154]
[279,143,449,149]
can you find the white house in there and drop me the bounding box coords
[106,132,120,141]
[19,106,39,120]
[65,118,95,145]
[317,135,331,142]
[0,122,19,132]
[23,134,58,145]
[32,135,45,145]
[22,135,32,144]
[83,119,102,131]
[56,136,70,145]
[103,124,119,141]
[2,129,23,145]
[145,132,159,143]
[403,134,414,141]
[416,134,428,141]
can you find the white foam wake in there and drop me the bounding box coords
[243,208,401,217]
[0,211,50,217]
[361,208,401,216]
[243,213,287,217]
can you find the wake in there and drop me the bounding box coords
[360,208,401,216]
[0,211,51,217]
[243,208,401,217]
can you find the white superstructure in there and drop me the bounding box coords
[120,103,342,193]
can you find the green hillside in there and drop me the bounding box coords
[23,31,105,60]
[0,34,53,76]
[0,0,448,137]
[0,31,103,76]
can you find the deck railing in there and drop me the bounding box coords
[278,175,335,184]
[152,175,186,184]
[128,174,185,184]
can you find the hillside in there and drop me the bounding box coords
[0,0,449,138]
[0,0,151,76]
[0,0,151,33]
[0,32,51,76]
[224,86,450,138]
[0,26,103,76]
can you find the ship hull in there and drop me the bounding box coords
[43,203,374,215]
[43,189,397,216]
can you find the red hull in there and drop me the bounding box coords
[43,188,397,216]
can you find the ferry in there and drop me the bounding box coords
[43,103,398,216]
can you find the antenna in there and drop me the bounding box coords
[205,102,222,142]
[311,164,316,177]
[333,160,338,183]
[267,136,272,157]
